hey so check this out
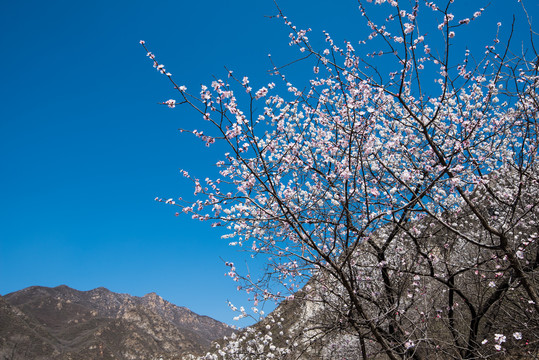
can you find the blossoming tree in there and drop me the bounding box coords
[143,0,538,358]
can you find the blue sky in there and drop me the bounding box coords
[1,0,537,326]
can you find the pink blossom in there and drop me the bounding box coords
[494,334,506,344]
[404,23,414,34]
[255,87,268,99]
[164,99,176,108]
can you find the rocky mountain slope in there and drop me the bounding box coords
[193,171,539,360]
[0,285,234,360]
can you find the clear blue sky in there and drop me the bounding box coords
[1,0,536,325]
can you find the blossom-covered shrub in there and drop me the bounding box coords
[144,0,539,358]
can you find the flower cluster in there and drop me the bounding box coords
[144,0,539,358]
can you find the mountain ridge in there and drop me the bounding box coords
[0,285,234,360]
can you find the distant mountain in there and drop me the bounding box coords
[0,285,234,360]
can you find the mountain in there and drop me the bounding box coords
[0,285,234,360]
